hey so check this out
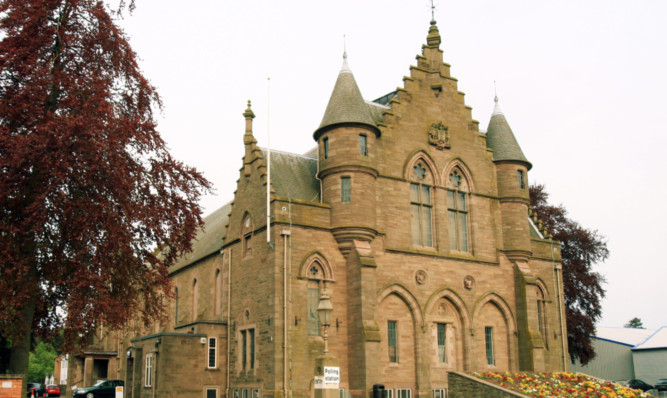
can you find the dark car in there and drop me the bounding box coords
[73,380,124,398]
[26,383,47,398]
[46,384,60,397]
[626,379,654,392]
[656,378,667,392]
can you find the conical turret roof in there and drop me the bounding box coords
[486,96,532,170]
[314,54,379,140]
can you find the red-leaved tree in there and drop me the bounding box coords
[0,0,210,375]
[530,184,608,365]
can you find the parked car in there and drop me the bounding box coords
[656,378,667,392]
[26,382,47,397]
[73,380,124,398]
[45,384,60,397]
[617,379,654,392]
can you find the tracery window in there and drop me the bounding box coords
[446,169,469,252]
[410,161,433,247]
[242,214,253,258]
[307,262,324,336]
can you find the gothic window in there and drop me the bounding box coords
[388,320,398,363]
[447,169,470,252]
[485,326,494,365]
[517,169,525,189]
[410,161,434,247]
[437,323,446,363]
[174,287,179,327]
[242,214,253,258]
[192,279,199,321]
[537,285,548,348]
[341,177,351,203]
[215,269,221,316]
[307,262,325,336]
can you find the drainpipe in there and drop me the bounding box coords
[551,242,567,370]
[281,229,290,398]
[226,249,232,398]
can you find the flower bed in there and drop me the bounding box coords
[472,371,652,398]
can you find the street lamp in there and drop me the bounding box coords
[317,287,333,354]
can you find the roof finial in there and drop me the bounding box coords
[492,81,503,115]
[343,34,347,59]
[340,35,351,74]
[430,0,437,23]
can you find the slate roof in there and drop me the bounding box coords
[169,201,232,274]
[262,149,319,202]
[314,56,379,139]
[633,326,667,351]
[593,327,657,347]
[486,97,532,170]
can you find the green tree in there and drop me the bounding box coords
[27,340,56,383]
[530,184,609,366]
[624,317,644,329]
[0,0,210,376]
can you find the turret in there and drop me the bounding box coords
[314,54,380,256]
[486,96,532,262]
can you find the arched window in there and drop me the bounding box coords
[307,262,325,336]
[215,269,221,316]
[536,284,548,348]
[446,169,470,252]
[410,160,434,247]
[174,287,179,327]
[241,214,253,258]
[192,278,199,321]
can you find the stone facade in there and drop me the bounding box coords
[62,18,568,398]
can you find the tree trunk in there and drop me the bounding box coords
[8,298,36,376]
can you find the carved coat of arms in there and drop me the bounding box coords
[428,122,450,150]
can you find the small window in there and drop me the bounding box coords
[388,321,398,363]
[485,327,495,365]
[240,328,255,371]
[517,170,525,189]
[447,170,469,252]
[386,390,394,398]
[433,389,448,398]
[145,354,153,387]
[242,389,249,398]
[208,337,217,368]
[397,389,412,398]
[233,389,240,398]
[206,388,218,398]
[437,323,446,363]
[341,177,351,202]
[359,134,367,156]
[252,389,260,398]
[249,328,255,369]
[241,330,247,370]
[324,137,329,159]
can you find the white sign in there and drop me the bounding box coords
[324,366,340,386]
[1,381,12,388]
[314,376,324,389]
[115,386,124,398]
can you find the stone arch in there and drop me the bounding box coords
[298,251,335,282]
[535,278,551,301]
[403,150,440,186]
[377,284,424,327]
[424,288,473,372]
[424,288,472,330]
[472,292,517,332]
[472,292,517,370]
[443,158,475,193]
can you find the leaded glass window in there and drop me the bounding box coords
[341,177,351,202]
[485,327,494,365]
[410,161,433,247]
[437,323,446,363]
[388,321,398,363]
[447,170,469,252]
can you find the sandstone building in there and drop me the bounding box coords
[62,18,568,398]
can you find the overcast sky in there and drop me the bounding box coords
[119,1,667,330]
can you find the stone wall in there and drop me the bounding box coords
[447,372,528,398]
[0,375,23,398]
